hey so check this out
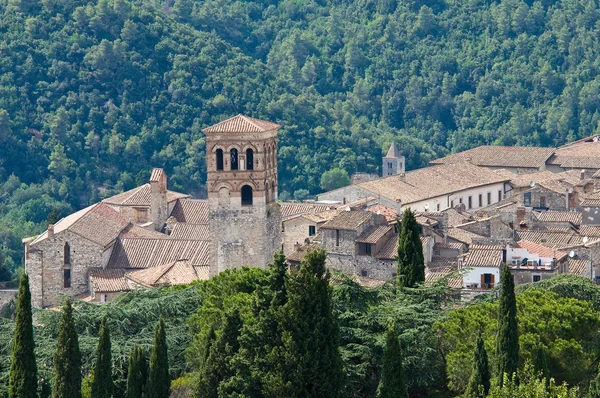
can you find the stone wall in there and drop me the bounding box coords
[511,269,558,285]
[282,216,316,256]
[327,253,396,280]
[321,228,358,256]
[26,230,108,308]
[0,289,17,311]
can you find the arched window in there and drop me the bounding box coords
[266,147,271,168]
[230,148,238,170]
[271,145,276,167]
[64,242,71,266]
[246,148,254,170]
[265,182,270,203]
[241,185,253,206]
[216,149,224,171]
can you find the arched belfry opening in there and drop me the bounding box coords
[246,148,254,170]
[230,148,239,170]
[216,149,224,171]
[64,242,71,266]
[241,185,253,206]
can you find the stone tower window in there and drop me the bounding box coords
[64,269,71,288]
[266,147,271,168]
[216,149,224,171]
[241,185,253,206]
[246,148,254,170]
[230,148,239,170]
[64,242,71,266]
[265,182,270,203]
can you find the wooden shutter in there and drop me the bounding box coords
[480,274,485,288]
[491,274,495,286]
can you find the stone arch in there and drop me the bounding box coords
[230,148,239,170]
[241,185,253,206]
[64,242,71,266]
[216,148,224,171]
[246,148,254,170]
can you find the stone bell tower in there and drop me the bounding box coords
[203,114,282,277]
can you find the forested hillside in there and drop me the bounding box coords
[2,0,600,269]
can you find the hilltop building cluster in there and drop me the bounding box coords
[22,116,600,307]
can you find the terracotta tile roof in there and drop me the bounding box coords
[358,162,511,206]
[202,114,280,134]
[581,192,600,207]
[567,258,590,276]
[515,230,581,247]
[447,228,485,245]
[169,223,210,240]
[376,236,430,260]
[356,225,393,244]
[593,169,600,178]
[149,168,165,182]
[509,170,559,188]
[537,179,569,194]
[89,268,130,293]
[367,204,399,222]
[329,273,388,288]
[578,226,600,238]
[32,203,129,247]
[434,242,464,250]
[548,141,600,169]
[385,142,401,158]
[430,146,554,168]
[428,255,458,271]
[534,211,582,225]
[441,207,480,228]
[120,225,170,239]
[415,216,439,227]
[321,210,374,231]
[126,260,207,287]
[280,203,337,219]
[558,134,600,148]
[169,199,209,224]
[102,184,189,206]
[107,238,209,269]
[462,245,503,267]
[516,240,567,262]
[425,270,463,288]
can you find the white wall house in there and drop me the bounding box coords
[463,266,501,289]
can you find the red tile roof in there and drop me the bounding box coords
[107,238,209,269]
[516,240,567,262]
[169,224,210,240]
[89,268,130,293]
[430,146,555,168]
[169,199,209,224]
[202,114,280,134]
[102,184,189,206]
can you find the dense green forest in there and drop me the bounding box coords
[2,0,600,270]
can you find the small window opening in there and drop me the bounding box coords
[498,190,502,201]
[64,269,71,288]
[524,192,531,207]
[64,242,70,265]
[358,243,372,256]
[478,194,482,207]
[309,225,316,236]
[246,149,254,170]
[487,192,491,205]
[216,149,224,171]
[230,148,238,170]
[241,185,253,206]
[533,275,541,282]
[361,270,368,277]
[336,229,340,246]
[468,196,473,209]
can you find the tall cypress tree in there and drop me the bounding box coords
[125,345,147,398]
[377,327,408,398]
[496,264,519,386]
[465,331,490,398]
[9,273,37,398]
[91,316,113,398]
[148,317,170,398]
[279,248,343,398]
[397,208,425,288]
[52,297,82,398]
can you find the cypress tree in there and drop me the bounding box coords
[125,345,147,398]
[588,363,600,398]
[496,264,519,386]
[397,208,425,288]
[377,327,408,398]
[52,297,82,398]
[148,317,170,398]
[91,316,113,398]
[279,248,343,398]
[465,331,490,398]
[9,273,37,398]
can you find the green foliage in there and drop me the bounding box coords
[125,345,147,398]
[465,331,490,398]
[397,209,424,288]
[320,168,351,192]
[377,327,408,398]
[589,363,600,398]
[436,289,600,394]
[91,316,113,398]
[9,273,37,398]
[517,274,600,309]
[148,318,169,398]
[52,297,82,398]
[497,264,519,386]
[487,365,578,398]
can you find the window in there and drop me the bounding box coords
[216,149,224,171]
[230,148,239,170]
[335,229,340,246]
[64,242,70,265]
[481,273,495,289]
[241,185,253,206]
[459,197,463,204]
[539,196,546,208]
[468,196,473,209]
[267,147,271,168]
[246,149,254,170]
[358,243,372,256]
[524,192,531,207]
[450,200,454,208]
[281,222,285,232]
[487,192,491,205]
[101,294,108,303]
[361,270,368,277]
[498,190,502,201]
[388,162,393,169]
[533,275,541,282]
[478,194,482,207]
[63,269,71,288]
[308,225,316,236]
[436,203,440,211]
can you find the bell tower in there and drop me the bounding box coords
[203,114,282,277]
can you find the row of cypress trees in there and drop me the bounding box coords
[8,273,170,398]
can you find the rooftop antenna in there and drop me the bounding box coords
[424,203,430,210]
[529,180,536,188]
[584,236,590,244]
[569,250,576,258]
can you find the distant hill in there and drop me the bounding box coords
[1,0,600,267]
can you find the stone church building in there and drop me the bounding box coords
[23,115,282,308]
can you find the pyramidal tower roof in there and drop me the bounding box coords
[385,142,401,158]
[202,114,280,134]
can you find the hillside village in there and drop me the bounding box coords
[21,114,600,307]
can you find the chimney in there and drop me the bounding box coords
[47,224,54,238]
[516,207,526,227]
[150,168,168,231]
[581,169,586,180]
